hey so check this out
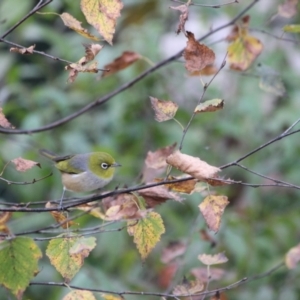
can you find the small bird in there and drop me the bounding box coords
[39,149,121,208]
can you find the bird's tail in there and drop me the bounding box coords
[39,149,58,161]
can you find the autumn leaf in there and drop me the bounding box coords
[204,177,231,187]
[198,252,228,265]
[65,61,99,83]
[0,211,12,234]
[46,202,77,228]
[80,0,123,45]
[173,279,204,296]
[139,185,182,208]
[46,233,95,282]
[83,43,103,62]
[150,96,178,122]
[128,211,165,260]
[63,290,96,300]
[283,24,300,33]
[0,108,14,129]
[227,16,263,71]
[285,244,300,269]
[189,64,218,76]
[60,12,100,41]
[194,99,224,113]
[278,0,298,18]
[170,4,189,34]
[155,176,197,194]
[11,157,41,172]
[166,151,221,181]
[184,31,215,74]
[142,143,177,182]
[102,51,140,77]
[101,193,141,220]
[199,195,229,233]
[191,267,225,282]
[10,44,35,55]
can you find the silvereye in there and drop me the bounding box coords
[39,149,121,207]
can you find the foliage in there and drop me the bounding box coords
[1,0,300,299]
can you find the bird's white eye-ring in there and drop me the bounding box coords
[101,162,109,170]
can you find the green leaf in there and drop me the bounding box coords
[127,211,165,260]
[0,237,42,299]
[283,24,300,33]
[46,234,96,282]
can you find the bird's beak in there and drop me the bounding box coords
[112,162,122,168]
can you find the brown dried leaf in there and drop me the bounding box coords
[60,12,100,41]
[155,176,197,194]
[161,241,187,263]
[173,279,204,296]
[158,263,178,289]
[184,31,215,74]
[46,202,77,228]
[142,143,177,182]
[65,61,99,83]
[198,252,228,266]
[102,51,140,77]
[10,44,35,55]
[139,185,182,208]
[205,177,231,187]
[199,195,229,233]
[11,157,41,172]
[166,151,221,181]
[195,99,224,113]
[285,244,300,269]
[0,108,14,129]
[189,64,218,76]
[150,96,178,122]
[102,193,141,220]
[170,4,189,34]
[278,0,298,18]
[83,43,103,62]
[80,0,124,45]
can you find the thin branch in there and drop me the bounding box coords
[0,0,260,135]
[170,0,239,8]
[0,172,52,186]
[0,0,53,39]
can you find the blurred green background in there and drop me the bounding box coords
[1,0,300,299]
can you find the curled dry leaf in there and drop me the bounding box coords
[170,4,189,34]
[189,64,218,76]
[285,243,300,269]
[46,202,76,228]
[205,177,231,187]
[194,99,224,113]
[0,108,15,129]
[60,12,100,41]
[173,279,204,296]
[198,252,228,266]
[139,185,182,208]
[149,96,178,122]
[102,193,141,220]
[102,51,141,78]
[142,143,177,182]
[199,195,229,233]
[155,176,197,194]
[184,31,215,74]
[65,61,98,83]
[166,150,221,181]
[161,241,187,263]
[10,44,35,55]
[11,157,41,172]
[278,0,298,18]
[80,0,124,45]
[83,43,103,62]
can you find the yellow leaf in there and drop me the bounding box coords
[283,24,300,33]
[63,290,96,300]
[101,294,124,300]
[80,0,124,45]
[127,211,165,260]
[199,195,229,233]
[60,12,100,41]
[149,96,178,122]
[228,35,263,71]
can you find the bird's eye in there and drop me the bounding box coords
[101,162,109,170]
